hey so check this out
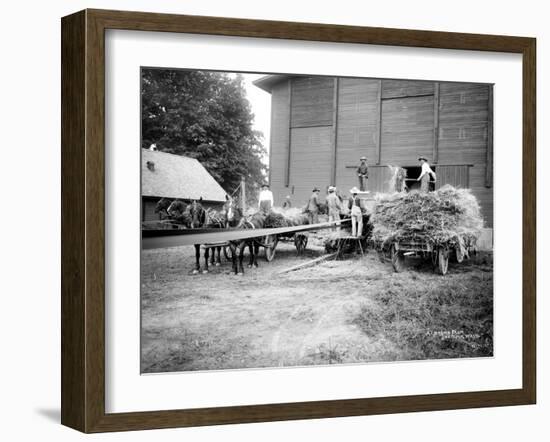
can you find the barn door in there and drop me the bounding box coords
[435,165,470,189]
[366,165,393,193]
[288,126,332,204]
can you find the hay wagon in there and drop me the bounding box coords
[262,232,308,261]
[377,238,468,276]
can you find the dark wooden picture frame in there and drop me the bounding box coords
[61,9,536,433]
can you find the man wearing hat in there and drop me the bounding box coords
[348,187,363,237]
[326,186,342,230]
[417,157,437,192]
[306,187,321,224]
[357,156,369,191]
[258,183,274,214]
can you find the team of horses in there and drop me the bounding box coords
[154,197,266,275]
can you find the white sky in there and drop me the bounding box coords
[238,73,272,165]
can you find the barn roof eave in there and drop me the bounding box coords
[252,74,292,93]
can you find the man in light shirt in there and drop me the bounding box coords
[417,157,437,192]
[326,186,342,231]
[258,183,274,213]
[348,187,363,237]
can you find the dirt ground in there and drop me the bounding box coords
[141,238,493,373]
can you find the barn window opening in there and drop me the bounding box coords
[403,166,436,192]
[146,161,155,171]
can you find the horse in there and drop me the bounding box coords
[187,197,239,274]
[166,199,190,226]
[228,211,267,275]
[154,197,173,220]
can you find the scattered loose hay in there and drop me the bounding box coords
[352,270,493,360]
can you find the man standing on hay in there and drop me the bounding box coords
[348,187,363,237]
[357,156,369,191]
[326,186,342,231]
[258,183,274,214]
[417,157,437,192]
[306,187,321,224]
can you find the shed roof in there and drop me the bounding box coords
[141,149,227,202]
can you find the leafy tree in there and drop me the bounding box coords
[141,69,266,196]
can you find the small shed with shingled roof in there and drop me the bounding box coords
[141,149,227,221]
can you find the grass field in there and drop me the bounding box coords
[141,240,493,373]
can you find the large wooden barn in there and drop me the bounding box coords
[141,149,227,221]
[254,75,494,228]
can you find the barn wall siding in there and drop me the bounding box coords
[381,94,435,165]
[435,165,470,189]
[382,80,434,99]
[266,76,493,227]
[291,77,334,128]
[289,126,332,206]
[335,78,380,194]
[365,165,393,194]
[269,81,291,206]
[438,82,492,226]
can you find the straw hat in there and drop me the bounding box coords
[360,156,367,161]
[349,186,360,194]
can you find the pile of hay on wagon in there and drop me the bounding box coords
[263,207,310,228]
[371,185,484,259]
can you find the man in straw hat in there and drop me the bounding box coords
[417,157,437,192]
[348,186,363,237]
[356,156,369,191]
[326,186,342,231]
[258,183,274,214]
[306,187,321,224]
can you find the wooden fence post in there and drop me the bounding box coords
[240,176,246,213]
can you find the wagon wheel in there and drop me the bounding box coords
[264,235,278,262]
[437,247,450,275]
[455,247,464,263]
[391,244,405,273]
[294,234,308,255]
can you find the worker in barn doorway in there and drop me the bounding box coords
[357,156,369,191]
[326,186,342,231]
[417,157,437,192]
[306,187,321,224]
[348,187,363,237]
[258,183,274,214]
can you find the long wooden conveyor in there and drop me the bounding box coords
[142,218,350,250]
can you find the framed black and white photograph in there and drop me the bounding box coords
[139,67,495,374]
[61,9,536,433]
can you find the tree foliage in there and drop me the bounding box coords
[141,69,266,194]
